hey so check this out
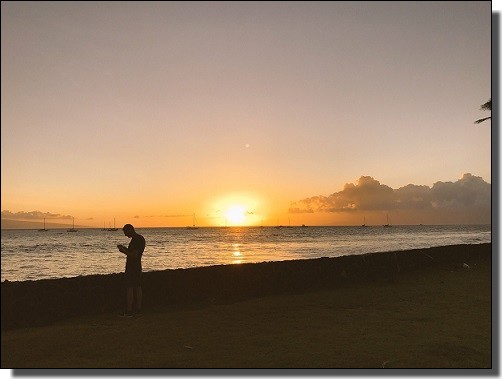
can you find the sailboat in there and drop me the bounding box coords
[107,218,118,231]
[361,217,367,227]
[38,218,48,232]
[186,213,199,229]
[383,214,392,227]
[67,217,78,232]
[285,216,293,228]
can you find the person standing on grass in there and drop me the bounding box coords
[117,224,145,317]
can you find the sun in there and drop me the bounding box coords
[225,205,246,225]
[211,193,261,227]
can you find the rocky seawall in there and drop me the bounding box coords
[1,243,491,331]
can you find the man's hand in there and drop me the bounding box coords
[117,244,127,253]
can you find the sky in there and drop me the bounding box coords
[1,1,493,228]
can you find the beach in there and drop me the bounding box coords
[1,243,492,368]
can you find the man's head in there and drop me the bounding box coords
[122,224,135,237]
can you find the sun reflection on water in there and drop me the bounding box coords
[232,243,243,264]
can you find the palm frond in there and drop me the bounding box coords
[480,99,491,111]
[474,116,491,124]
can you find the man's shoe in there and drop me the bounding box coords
[119,312,133,318]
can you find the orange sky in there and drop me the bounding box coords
[1,2,492,228]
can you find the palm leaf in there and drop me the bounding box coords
[474,116,491,124]
[480,99,491,111]
[474,99,491,124]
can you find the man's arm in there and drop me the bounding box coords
[117,244,140,258]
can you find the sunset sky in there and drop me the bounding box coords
[1,1,493,228]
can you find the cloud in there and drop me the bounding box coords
[1,210,73,220]
[430,173,491,209]
[289,174,490,213]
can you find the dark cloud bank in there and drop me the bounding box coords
[1,210,72,220]
[289,174,491,222]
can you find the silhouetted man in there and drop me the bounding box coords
[117,224,145,317]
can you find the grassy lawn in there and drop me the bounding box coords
[1,254,491,368]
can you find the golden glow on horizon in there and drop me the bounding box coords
[225,205,246,225]
[210,193,263,227]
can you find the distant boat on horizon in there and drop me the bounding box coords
[38,218,48,232]
[285,216,293,228]
[67,217,78,232]
[107,218,118,231]
[361,217,367,227]
[383,214,392,227]
[275,218,283,228]
[186,213,199,229]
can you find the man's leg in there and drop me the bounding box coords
[126,287,134,314]
[134,286,142,313]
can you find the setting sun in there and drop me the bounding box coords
[225,205,246,225]
[210,193,263,227]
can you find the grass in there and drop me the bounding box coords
[1,254,491,368]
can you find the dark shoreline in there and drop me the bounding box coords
[1,243,491,331]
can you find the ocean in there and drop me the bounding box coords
[1,224,491,282]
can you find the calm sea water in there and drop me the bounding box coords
[1,225,491,282]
